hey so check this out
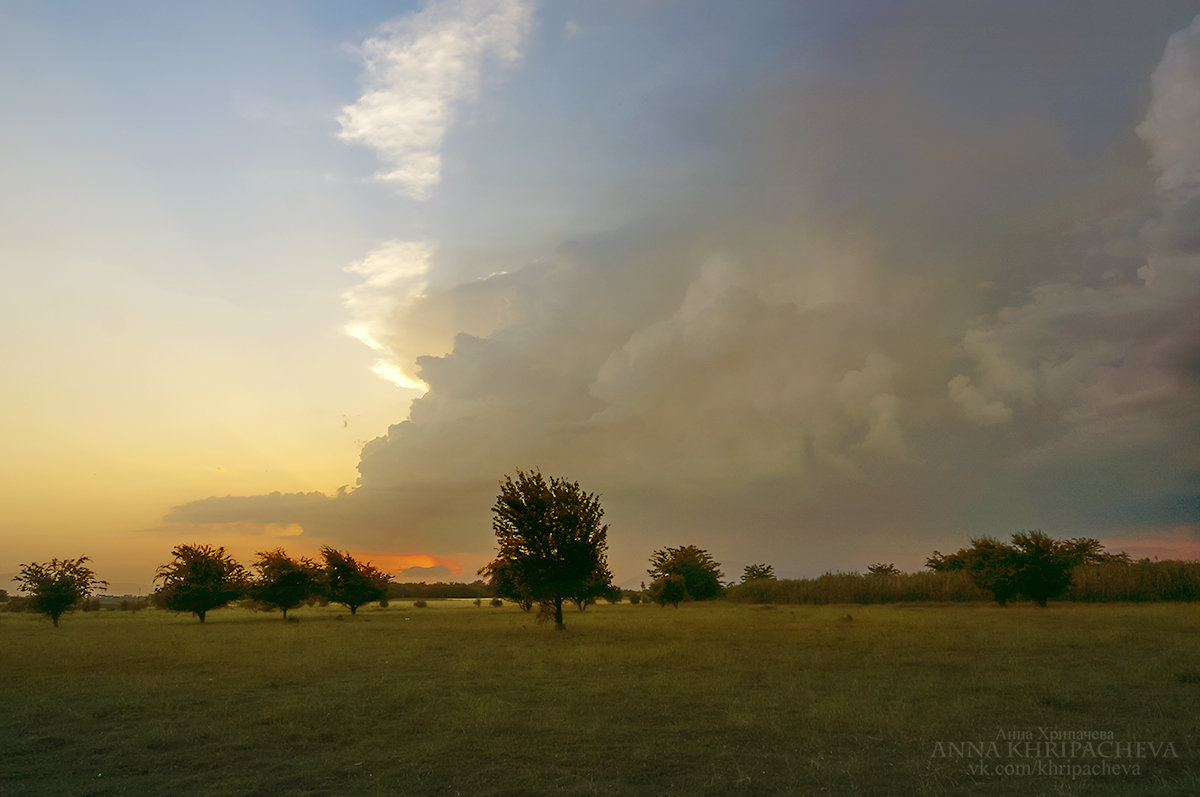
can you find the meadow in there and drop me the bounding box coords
[1,601,1197,796]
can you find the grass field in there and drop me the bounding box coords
[1,601,1197,795]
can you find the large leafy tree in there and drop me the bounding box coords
[13,557,108,627]
[479,469,614,631]
[648,545,725,601]
[321,547,389,615]
[249,549,323,620]
[153,544,246,623]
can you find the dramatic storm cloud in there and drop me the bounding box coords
[168,4,1200,581]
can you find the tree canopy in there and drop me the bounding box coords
[741,563,776,583]
[648,545,725,602]
[249,549,323,620]
[479,469,613,630]
[649,573,688,607]
[153,544,246,622]
[13,556,107,627]
[321,547,389,615]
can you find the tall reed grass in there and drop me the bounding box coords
[727,570,986,604]
[727,560,1200,604]
[1065,560,1200,602]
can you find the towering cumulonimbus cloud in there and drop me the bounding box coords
[948,13,1200,459]
[169,7,1200,577]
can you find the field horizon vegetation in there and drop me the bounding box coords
[1,600,1197,795]
[7,555,1200,615]
[6,524,1198,794]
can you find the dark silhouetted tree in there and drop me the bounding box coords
[478,469,613,631]
[153,545,246,623]
[1061,537,1131,566]
[741,563,776,583]
[649,574,688,607]
[481,557,534,611]
[867,563,901,576]
[648,545,725,601]
[13,557,108,627]
[319,547,388,614]
[321,547,389,615]
[964,538,1019,606]
[1010,531,1077,607]
[249,549,322,620]
[925,549,971,571]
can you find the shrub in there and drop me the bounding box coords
[490,598,503,608]
[413,600,428,608]
[649,574,688,607]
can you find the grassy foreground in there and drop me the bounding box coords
[1,601,1197,796]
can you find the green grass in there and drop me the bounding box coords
[1,601,1197,795]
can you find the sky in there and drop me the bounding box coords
[2,0,1199,594]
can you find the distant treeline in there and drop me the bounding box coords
[386,580,495,599]
[726,560,1200,605]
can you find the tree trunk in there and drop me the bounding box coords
[198,610,207,623]
[51,614,60,628]
[554,597,564,631]
[349,605,358,615]
[282,607,289,621]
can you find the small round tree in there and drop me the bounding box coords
[649,574,688,607]
[648,545,725,601]
[153,544,246,623]
[249,549,323,620]
[14,557,108,627]
[321,547,390,615]
[1010,531,1077,607]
